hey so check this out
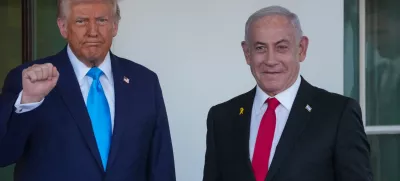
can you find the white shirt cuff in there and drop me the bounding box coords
[14,91,44,114]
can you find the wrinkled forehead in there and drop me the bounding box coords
[69,0,114,5]
[249,15,297,43]
[253,15,292,28]
[69,1,113,17]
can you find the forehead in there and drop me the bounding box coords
[69,1,113,16]
[249,15,296,42]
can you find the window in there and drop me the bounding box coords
[0,0,64,180]
[344,0,400,180]
[0,0,23,89]
[0,1,23,179]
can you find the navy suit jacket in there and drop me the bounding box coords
[0,47,176,181]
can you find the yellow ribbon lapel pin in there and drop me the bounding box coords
[239,107,244,115]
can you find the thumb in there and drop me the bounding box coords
[50,67,59,87]
[52,66,59,78]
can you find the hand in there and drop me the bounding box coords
[21,63,59,104]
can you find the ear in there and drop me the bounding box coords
[57,18,68,39]
[112,21,119,37]
[298,36,309,62]
[241,41,251,65]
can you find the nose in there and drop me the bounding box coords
[87,20,98,37]
[264,49,279,66]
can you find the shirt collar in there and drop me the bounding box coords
[67,44,113,86]
[254,74,301,113]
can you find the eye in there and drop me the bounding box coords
[276,45,288,52]
[255,46,266,52]
[76,19,85,25]
[97,18,108,25]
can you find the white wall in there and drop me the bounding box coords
[112,0,344,180]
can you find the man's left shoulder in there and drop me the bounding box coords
[311,85,360,112]
[114,55,158,80]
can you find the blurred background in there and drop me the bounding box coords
[0,0,399,180]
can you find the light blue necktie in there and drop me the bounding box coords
[86,67,112,170]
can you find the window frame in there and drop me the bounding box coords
[22,0,35,63]
[357,0,400,135]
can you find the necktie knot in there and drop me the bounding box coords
[266,97,280,110]
[87,67,104,80]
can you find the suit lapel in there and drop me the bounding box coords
[53,48,104,170]
[234,88,257,181]
[266,77,315,181]
[106,53,131,170]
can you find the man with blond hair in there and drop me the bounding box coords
[0,0,176,180]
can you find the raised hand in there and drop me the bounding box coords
[21,63,59,104]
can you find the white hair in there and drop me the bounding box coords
[57,0,121,22]
[245,6,303,43]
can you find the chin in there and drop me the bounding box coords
[83,51,101,59]
[259,80,280,90]
[259,76,281,84]
[261,86,282,96]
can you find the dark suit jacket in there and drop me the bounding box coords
[203,77,372,181]
[0,47,176,181]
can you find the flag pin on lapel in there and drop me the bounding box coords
[239,107,244,115]
[305,104,312,112]
[123,76,130,84]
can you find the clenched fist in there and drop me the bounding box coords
[21,63,59,104]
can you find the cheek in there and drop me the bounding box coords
[250,53,266,64]
[285,60,300,74]
[276,51,293,59]
[251,62,265,78]
[99,26,114,39]
[277,53,297,67]
[249,58,263,70]
[69,28,86,42]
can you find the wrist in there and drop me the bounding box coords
[21,93,43,104]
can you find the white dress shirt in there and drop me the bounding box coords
[14,45,116,130]
[249,74,301,167]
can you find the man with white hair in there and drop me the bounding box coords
[0,0,176,180]
[203,5,372,181]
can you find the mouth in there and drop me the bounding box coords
[84,42,102,46]
[263,71,281,74]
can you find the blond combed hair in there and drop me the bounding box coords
[57,0,121,21]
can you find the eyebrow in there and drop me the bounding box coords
[75,15,108,19]
[253,39,290,46]
[253,41,267,46]
[275,39,290,44]
[75,16,89,19]
[96,16,108,20]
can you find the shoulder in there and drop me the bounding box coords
[311,84,361,116]
[208,88,255,117]
[113,55,158,81]
[315,85,358,106]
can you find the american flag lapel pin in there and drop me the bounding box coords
[305,104,312,112]
[123,76,130,84]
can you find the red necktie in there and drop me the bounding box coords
[252,97,280,181]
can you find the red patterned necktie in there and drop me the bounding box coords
[252,97,280,181]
